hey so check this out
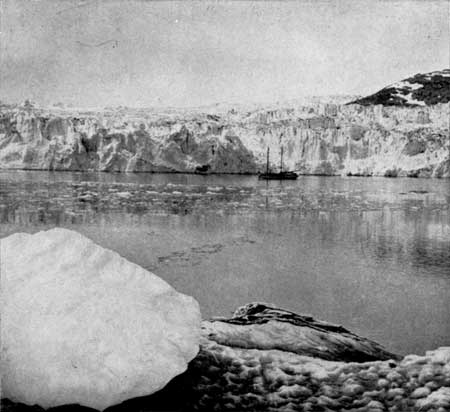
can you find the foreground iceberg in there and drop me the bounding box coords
[2,230,449,412]
[2,302,450,411]
[183,304,450,411]
[131,304,448,412]
[0,229,201,410]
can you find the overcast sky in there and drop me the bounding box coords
[1,0,448,107]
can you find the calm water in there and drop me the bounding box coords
[1,170,449,355]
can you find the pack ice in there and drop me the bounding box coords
[0,228,201,410]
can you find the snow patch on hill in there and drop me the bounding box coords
[350,69,450,107]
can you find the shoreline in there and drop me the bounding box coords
[1,167,449,179]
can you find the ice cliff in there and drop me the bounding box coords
[0,99,448,178]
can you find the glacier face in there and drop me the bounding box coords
[0,102,448,177]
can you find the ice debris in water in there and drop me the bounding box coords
[0,228,201,410]
[115,191,131,198]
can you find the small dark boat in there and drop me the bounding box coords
[194,164,211,175]
[258,147,298,180]
[259,170,298,180]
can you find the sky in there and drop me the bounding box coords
[0,0,449,107]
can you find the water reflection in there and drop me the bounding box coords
[1,170,449,355]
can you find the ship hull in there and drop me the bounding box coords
[258,172,298,180]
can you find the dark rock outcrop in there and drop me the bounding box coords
[349,69,450,107]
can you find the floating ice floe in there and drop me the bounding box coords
[115,191,132,198]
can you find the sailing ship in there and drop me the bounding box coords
[258,147,298,180]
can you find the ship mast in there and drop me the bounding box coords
[280,146,283,173]
[266,147,270,174]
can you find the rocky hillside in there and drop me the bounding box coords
[350,69,450,107]
[0,98,449,178]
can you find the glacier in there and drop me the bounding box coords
[0,101,448,178]
[0,229,201,410]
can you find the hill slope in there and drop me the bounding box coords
[350,69,450,106]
